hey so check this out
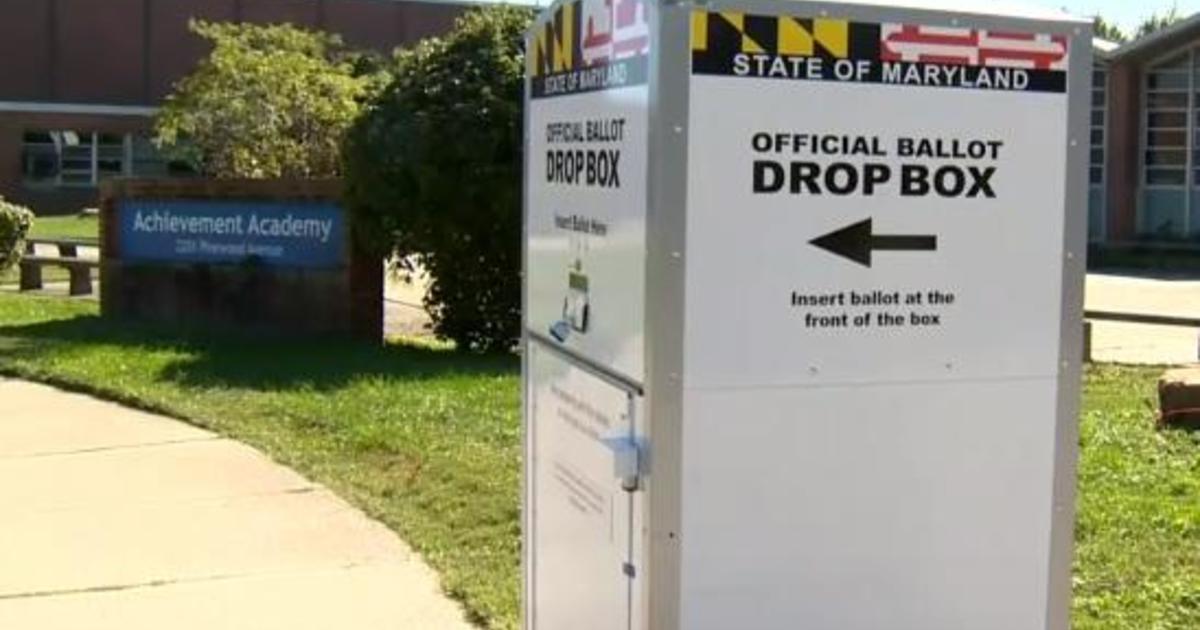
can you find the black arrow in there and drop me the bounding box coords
[809,218,937,268]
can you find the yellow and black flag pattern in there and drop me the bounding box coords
[691,10,882,77]
[692,11,852,58]
[529,2,582,79]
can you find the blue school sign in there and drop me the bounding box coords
[118,199,346,269]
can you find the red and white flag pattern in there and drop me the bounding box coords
[582,0,650,66]
[881,24,1069,71]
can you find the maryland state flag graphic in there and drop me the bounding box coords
[528,0,651,98]
[691,11,881,72]
[691,10,1069,94]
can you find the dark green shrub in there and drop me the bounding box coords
[0,199,33,272]
[344,5,533,352]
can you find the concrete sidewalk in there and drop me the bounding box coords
[1086,274,1200,365]
[0,379,473,630]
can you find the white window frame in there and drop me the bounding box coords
[21,130,134,189]
[1140,48,1196,237]
[1091,62,1108,242]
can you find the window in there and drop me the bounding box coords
[1091,64,1106,186]
[21,130,195,187]
[130,135,196,178]
[96,133,126,180]
[1144,53,1191,187]
[131,135,168,177]
[22,132,59,184]
[22,131,123,187]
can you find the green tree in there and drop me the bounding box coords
[344,6,533,352]
[1093,16,1128,44]
[155,20,373,178]
[1136,6,1185,40]
[0,199,33,272]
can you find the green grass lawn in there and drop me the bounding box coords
[1076,366,1200,629]
[0,293,520,628]
[0,293,1198,628]
[29,213,100,240]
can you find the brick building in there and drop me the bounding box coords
[1094,15,1200,244]
[0,0,469,214]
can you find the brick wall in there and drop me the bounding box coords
[0,0,466,105]
[0,0,467,213]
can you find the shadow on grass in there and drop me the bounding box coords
[0,314,518,392]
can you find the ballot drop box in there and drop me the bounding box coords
[523,1,1090,628]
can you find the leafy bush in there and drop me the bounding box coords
[155,20,377,178]
[0,199,33,272]
[344,6,533,352]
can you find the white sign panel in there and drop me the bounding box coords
[525,3,652,628]
[678,9,1076,629]
[680,379,1060,630]
[687,12,1070,389]
[527,344,637,630]
[526,0,652,383]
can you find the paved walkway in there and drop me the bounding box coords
[1086,273,1200,365]
[384,267,432,338]
[0,379,473,630]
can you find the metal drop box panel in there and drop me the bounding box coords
[523,1,1089,628]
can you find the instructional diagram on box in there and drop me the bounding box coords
[527,0,651,383]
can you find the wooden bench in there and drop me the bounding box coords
[19,237,100,296]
